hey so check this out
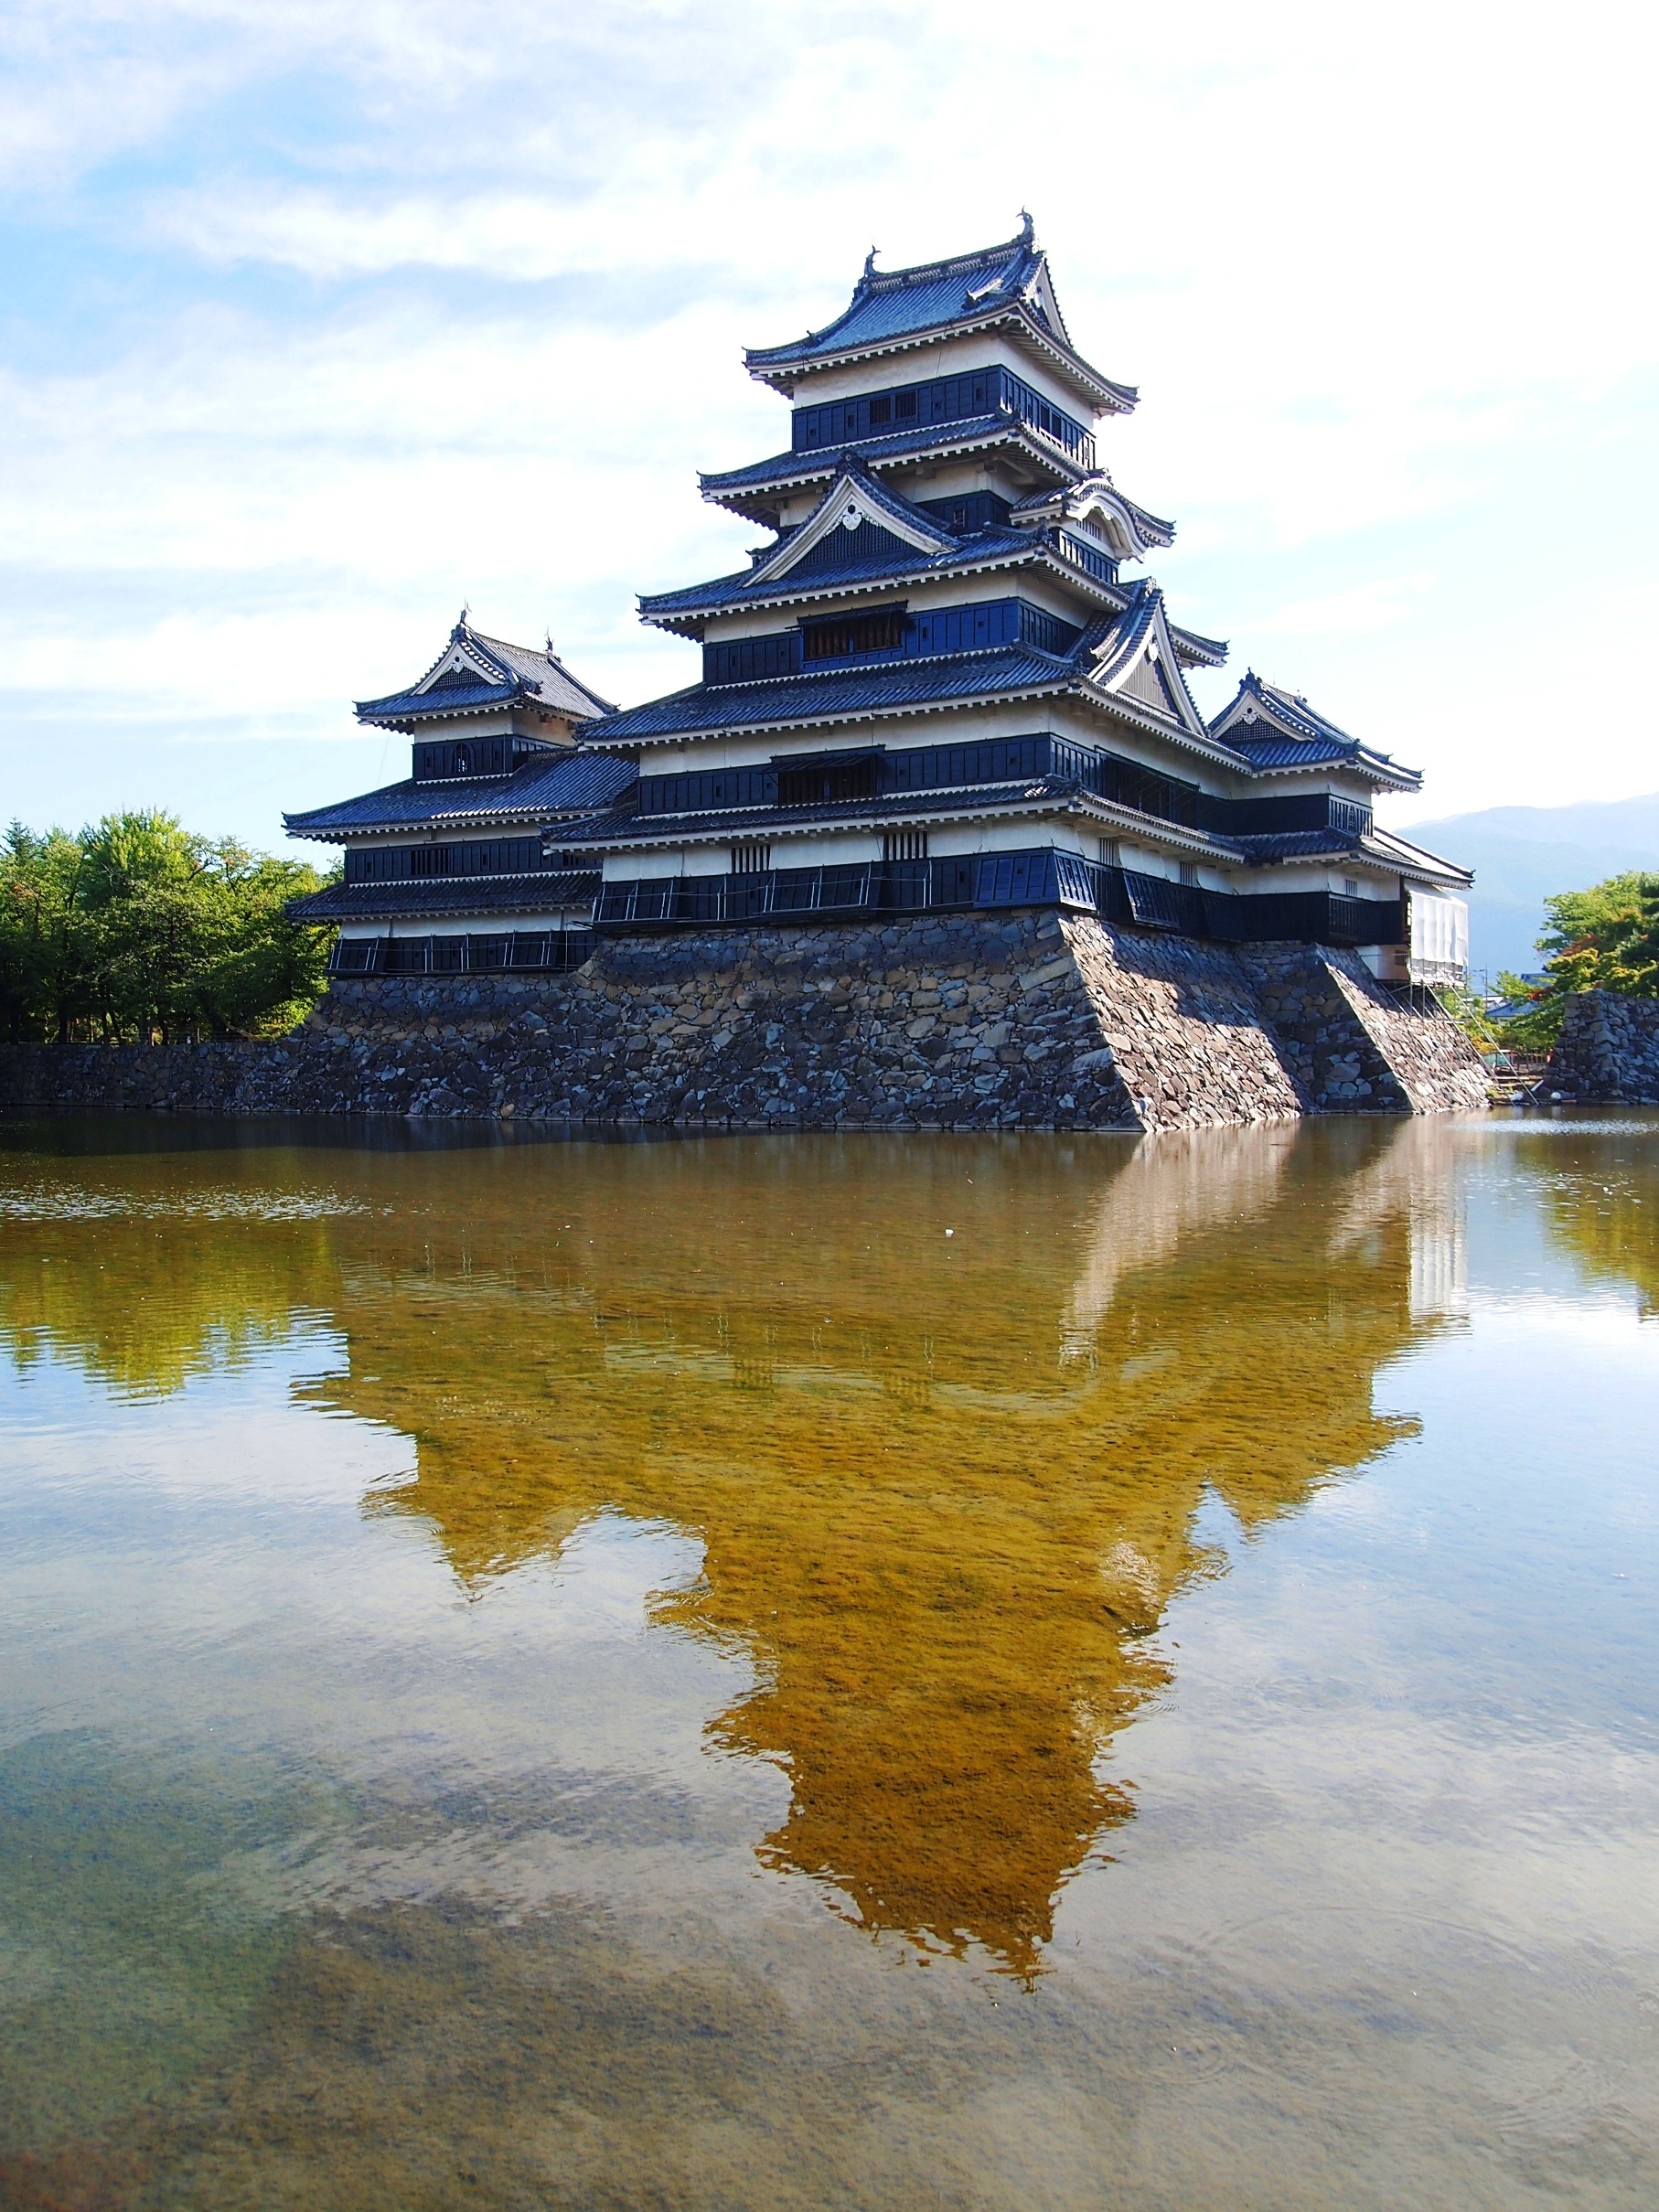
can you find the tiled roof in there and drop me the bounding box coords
[1224,733,1357,769]
[584,643,1085,743]
[637,523,1044,622]
[357,619,615,728]
[1363,826,1473,886]
[699,413,1069,500]
[1234,828,1365,861]
[284,749,637,839]
[1169,622,1228,667]
[1222,732,1421,791]
[288,872,601,923]
[561,777,1085,848]
[1206,675,1421,791]
[743,223,1133,408]
[1238,676,1356,747]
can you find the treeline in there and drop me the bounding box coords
[0,812,337,1045]
[1497,871,1659,1047]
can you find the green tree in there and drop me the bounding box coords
[0,811,337,1044]
[1494,870,1659,1048]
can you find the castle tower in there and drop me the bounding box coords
[561,219,1471,980]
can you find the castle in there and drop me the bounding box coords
[287,218,1471,992]
[254,223,1490,1131]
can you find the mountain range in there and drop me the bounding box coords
[1395,796,1659,980]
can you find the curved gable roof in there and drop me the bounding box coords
[356,615,616,730]
[744,220,1136,412]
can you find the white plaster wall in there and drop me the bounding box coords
[603,849,685,880]
[768,832,883,868]
[337,910,590,940]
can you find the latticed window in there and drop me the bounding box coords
[802,607,906,661]
[1180,862,1199,886]
[1098,838,1121,867]
[883,829,928,861]
[731,840,771,874]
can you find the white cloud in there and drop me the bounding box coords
[1252,576,1435,639]
[2,0,1657,837]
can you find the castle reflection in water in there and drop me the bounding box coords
[1,1118,1482,1977]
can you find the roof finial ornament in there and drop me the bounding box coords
[1018,208,1035,247]
[862,243,879,281]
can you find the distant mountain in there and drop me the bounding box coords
[1396,795,1659,980]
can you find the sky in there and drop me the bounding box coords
[3,0,1656,859]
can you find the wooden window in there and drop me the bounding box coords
[801,606,907,661]
[883,829,928,862]
[731,840,771,874]
[1098,838,1121,867]
[1180,862,1199,886]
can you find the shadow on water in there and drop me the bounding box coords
[0,1115,1504,2207]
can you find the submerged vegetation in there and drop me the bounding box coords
[0,813,337,1044]
[1494,871,1659,1048]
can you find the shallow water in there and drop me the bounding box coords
[0,1110,1654,2209]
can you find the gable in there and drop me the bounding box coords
[428,661,501,690]
[418,643,508,695]
[755,471,951,587]
[1119,651,1183,717]
[788,513,918,577]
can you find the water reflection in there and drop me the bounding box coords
[0,1118,1471,1980]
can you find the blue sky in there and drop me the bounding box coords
[3,0,1655,858]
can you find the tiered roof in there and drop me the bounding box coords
[744,217,1136,413]
[701,413,1087,526]
[284,747,634,842]
[642,462,1219,661]
[594,582,1232,763]
[291,872,602,925]
[1208,673,1420,792]
[356,614,615,732]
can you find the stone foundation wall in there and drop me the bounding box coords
[0,912,1489,1130]
[1547,989,1659,1104]
[1236,944,1492,1115]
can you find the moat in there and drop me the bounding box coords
[1,1114,1654,2208]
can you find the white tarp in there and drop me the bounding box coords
[1409,892,1469,971]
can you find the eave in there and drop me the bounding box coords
[563,783,1240,866]
[700,417,1089,527]
[1362,826,1473,888]
[745,302,1135,415]
[638,538,1133,639]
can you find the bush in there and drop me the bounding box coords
[0,811,338,1044]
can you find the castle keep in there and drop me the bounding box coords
[288,218,1472,996]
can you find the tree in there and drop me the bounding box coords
[1494,871,1659,1049]
[0,811,337,1044]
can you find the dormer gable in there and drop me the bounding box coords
[1088,587,1213,742]
[1011,478,1176,567]
[750,467,955,588]
[1208,672,1423,792]
[1209,671,1363,752]
[355,613,616,737]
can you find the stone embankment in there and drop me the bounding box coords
[1546,989,1659,1104]
[0,912,1488,1130]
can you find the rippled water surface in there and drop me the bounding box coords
[0,1111,1655,2209]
